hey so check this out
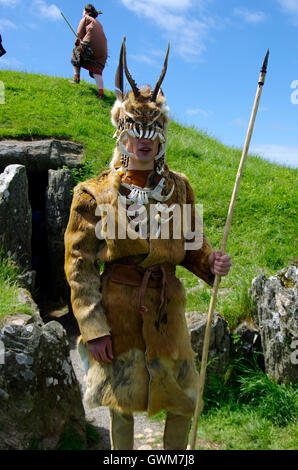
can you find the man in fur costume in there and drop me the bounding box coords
[64,38,231,450]
[70,4,107,99]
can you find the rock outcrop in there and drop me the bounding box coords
[0,164,32,270]
[0,139,83,173]
[186,311,231,378]
[249,264,298,383]
[0,311,86,449]
[45,169,74,301]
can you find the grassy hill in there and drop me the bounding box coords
[0,70,297,450]
[0,70,297,328]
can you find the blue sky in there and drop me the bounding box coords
[0,0,297,167]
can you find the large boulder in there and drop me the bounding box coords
[0,315,86,450]
[0,164,32,270]
[0,139,83,173]
[249,264,298,383]
[186,311,231,378]
[45,169,74,301]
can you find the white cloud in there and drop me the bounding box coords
[0,0,20,6]
[259,106,269,112]
[186,107,210,117]
[229,117,247,129]
[234,8,266,24]
[0,18,17,30]
[33,0,61,21]
[120,0,216,61]
[0,56,22,70]
[130,54,157,66]
[0,0,20,7]
[276,0,298,25]
[250,144,298,168]
[131,0,193,11]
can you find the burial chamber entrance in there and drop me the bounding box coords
[0,139,83,318]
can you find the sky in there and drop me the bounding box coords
[0,0,297,168]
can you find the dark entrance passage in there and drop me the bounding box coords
[0,140,82,321]
[27,170,72,319]
[27,171,53,313]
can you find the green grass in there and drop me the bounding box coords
[1,70,296,328]
[56,425,86,450]
[0,70,116,179]
[196,364,297,450]
[151,351,298,450]
[151,334,297,450]
[0,246,34,320]
[28,422,100,450]
[196,406,297,450]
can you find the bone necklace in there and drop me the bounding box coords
[119,177,174,204]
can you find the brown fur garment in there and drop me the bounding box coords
[82,267,198,416]
[65,167,214,415]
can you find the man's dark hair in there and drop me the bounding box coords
[84,4,99,18]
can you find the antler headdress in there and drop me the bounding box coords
[111,37,170,176]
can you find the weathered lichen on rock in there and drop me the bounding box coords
[249,264,298,383]
[277,269,296,289]
[0,317,86,450]
[0,164,32,270]
[186,311,231,379]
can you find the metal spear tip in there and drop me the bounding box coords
[261,49,270,73]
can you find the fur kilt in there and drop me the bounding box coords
[71,43,105,75]
[78,265,199,417]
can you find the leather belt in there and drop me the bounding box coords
[102,261,176,330]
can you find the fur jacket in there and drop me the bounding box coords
[64,166,214,416]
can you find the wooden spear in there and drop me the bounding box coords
[60,11,79,39]
[189,49,270,450]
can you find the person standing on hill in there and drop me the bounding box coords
[70,4,107,99]
[0,35,6,57]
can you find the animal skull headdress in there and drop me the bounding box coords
[110,37,170,175]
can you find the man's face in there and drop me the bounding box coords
[124,134,160,166]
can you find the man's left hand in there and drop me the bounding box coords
[208,250,232,277]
